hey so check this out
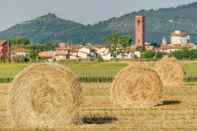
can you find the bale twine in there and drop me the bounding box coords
[8,63,82,128]
[111,65,163,109]
[154,58,185,87]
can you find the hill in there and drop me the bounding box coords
[0,13,84,43]
[1,2,197,43]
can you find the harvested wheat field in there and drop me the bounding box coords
[0,82,197,130]
[8,64,82,129]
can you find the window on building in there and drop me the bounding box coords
[137,20,141,26]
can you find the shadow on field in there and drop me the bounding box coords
[81,116,118,124]
[158,100,181,106]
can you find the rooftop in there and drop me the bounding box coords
[171,30,189,37]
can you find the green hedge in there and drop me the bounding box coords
[0,78,13,83]
[0,76,196,83]
[0,76,113,83]
[184,77,197,82]
[80,76,113,83]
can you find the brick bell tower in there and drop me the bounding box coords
[135,16,145,48]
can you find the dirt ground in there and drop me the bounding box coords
[0,83,197,131]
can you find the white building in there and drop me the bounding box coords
[78,47,91,59]
[95,47,112,61]
[134,51,141,58]
[162,37,167,45]
[171,30,190,45]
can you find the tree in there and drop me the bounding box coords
[29,50,39,61]
[171,48,197,60]
[105,32,132,57]
[142,50,155,60]
[105,32,122,57]
[171,48,189,60]
[154,52,163,59]
[10,37,31,47]
[189,49,197,60]
[142,50,163,60]
[120,36,132,48]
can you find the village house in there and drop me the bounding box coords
[78,46,91,59]
[38,43,97,61]
[54,43,80,61]
[123,48,135,59]
[12,48,28,57]
[38,51,54,61]
[94,46,112,61]
[171,30,190,45]
[157,30,194,54]
[134,51,141,58]
[11,48,29,62]
[0,40,11,61]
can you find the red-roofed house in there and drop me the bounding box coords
[54,43,81,61]
[38,51,54,59]
[0,40,11,61]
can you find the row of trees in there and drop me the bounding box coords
[141,48,197,61]
[171,48,197,60]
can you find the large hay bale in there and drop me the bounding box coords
[154,58,185,87]
[111,65,163,108]
[8,63,82,128]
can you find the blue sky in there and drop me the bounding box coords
[0,0,196,31]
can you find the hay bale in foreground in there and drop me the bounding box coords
[8,63,82,128]
[111,65,163,109]
[154,58,185,87]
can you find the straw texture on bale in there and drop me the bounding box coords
[154,58,185,87]
[8,63,82,128]
[111,65,163,109]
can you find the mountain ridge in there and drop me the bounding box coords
[1,2,197,44]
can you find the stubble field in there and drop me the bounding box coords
[0,83,197,130]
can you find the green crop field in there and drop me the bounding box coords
[184,63,197,77]
[0,63,27,78]
[66,62,127,76]
[0,62,128,83]
[0,61,197,83]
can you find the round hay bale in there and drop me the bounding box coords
[154,58,185,87]
[111,65,163,109]
[8,63,82,128]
